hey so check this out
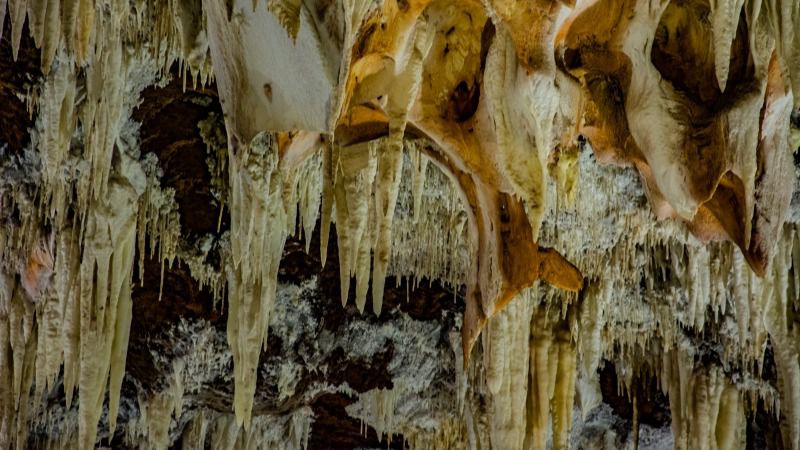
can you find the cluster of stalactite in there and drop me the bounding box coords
[0,0,799,448]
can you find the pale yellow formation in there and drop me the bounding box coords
[662,345,747,450]
[390,143,470,292]
[75,156,143,448]
[1,0,800,447]
[0,11,185,443]
[405,418,466,450]
[762,227,800,449]
[483,23,559,238]
[126,361,186,449]
[0,158,145,449]
[203,409,312,450]
[227,133,287,426]
[483,298,533,450]
[0,273,37,450]
[138,153,182,299]
[353,387,399,440]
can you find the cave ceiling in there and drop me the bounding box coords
[0,0,799,448]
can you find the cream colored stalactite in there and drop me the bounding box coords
[523,307,577,450]
[335,141,464,314]
[709,0,747,91]
[137,154,182,300]
[371,19,433,315]
[227,134,288,426]
[576,282,605,418]
[60,227,82,410]
[761,0,800,106]
[320,140,334,268]
[406,418,467,450]
[353,388,399,441]
[291,149,322,254]
[390,144,470,291]
[37,62,77,225]
[329,0,375,129]
[181,412,209,450]
[26,0,59,72]
[22,237,59,405]
[681,247,707,329]
[126,360,185,449]
[449,331,468,415]
[763,226,800,450]
[732,250,772,367]
[550,325,577,450]
[547,74,583,208]
[107,273,133,434]
[409,147,429,224]
[332,141,377,311]
[524,308,553,450]
[34,282,63,404]
[79,0,129,212]
[0,274,37,450]
[621,0,703,221]
[6,0,28,60]
[204,410,312,450]
[172,0,209,76]
[483,298,533,450]
[662,345,690,450]
[662,345,747,450]
[0,0,100,68]
[483,26,558,239]
[76,161,144,449]
[55,227,81,408]
[371,136,406,314]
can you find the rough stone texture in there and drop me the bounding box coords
[3,9,800,447]
[0,25,39,154]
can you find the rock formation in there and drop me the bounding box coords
[0,0,798,448]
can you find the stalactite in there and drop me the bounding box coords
[202,409,312,450]
[0,273,37,450]
[181,411,209,450]
[76,155,143,449]
[137,153,181,298]
[390,143,470,292]
[710,0,747,91]
[126,360,186,449]
[332,140,377,311]
[405,418,466,450]
[226,133,288,427]
[352,388,399,441]
[576,282,605,418]
[484,27,555,239]
[35,60,77,226]
[662,343,747,450]
[763,226,800,449]
[370,18,433,315]
[483,298,532,450]
[523,304,577,450]
[3,0,800,446]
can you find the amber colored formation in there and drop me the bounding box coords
[555,0,796,276]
